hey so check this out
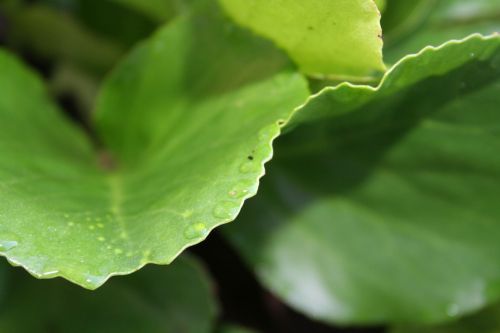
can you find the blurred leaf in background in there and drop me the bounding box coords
[383,0,500,62]
[224,34,500,325]
[0,256,217,333]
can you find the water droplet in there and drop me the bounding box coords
[40,269,59,278]
[470,52,475,58]
[0,240,17,252]
[88,225,95,230]
[228,180,254,198]
[184,223,208,240]
[140,249,152,264]
[239,161,259,174]
[253,143,272,159]
[181,210,193,218]
[106,245,112,250]
[213,201,240,219]
[114,248,123,255]
[119,231,128,239]
[84,274,106,287]
[67,221,75,227]
[447,303,460,317]
[97,236,106,242]
[97,223,104,229]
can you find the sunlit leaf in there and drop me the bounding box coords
[218,0,385,79]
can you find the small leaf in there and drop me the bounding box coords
[0,2,309,289]
[218,0,386,79]
[0,256,217,333]
[224,34,500,324]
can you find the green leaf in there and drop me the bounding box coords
[224,34,500,324]
[0,3,309,289]
[374,0,386,12]
[218,0,385,79]
[392,304,500,333]
[0,255,218,332]
[381,0,435,46]
[384,0,500,63]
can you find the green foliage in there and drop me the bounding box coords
[384,0,500,62]
[0,2,308,289]
[218,0,385,79]
[224,34,500,324]
[0,256,217,332]
[1,0,500,331]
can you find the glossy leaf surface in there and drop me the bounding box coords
[0,3,309,289]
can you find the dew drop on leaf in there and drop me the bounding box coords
[0,240,18,252]
[213,201,240,219]
[258,124,277,142]
[228,180,253,198]
[239,161,258,174]
[183,223,208,240]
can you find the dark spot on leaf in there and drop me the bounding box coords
[98,150,118,171]
[247,155,254,161]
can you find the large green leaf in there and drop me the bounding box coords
[224,34,500,324]
[384,0,500,63]
[218,0,385,79]
[0,255,217,332]
[392,304,500,333]
[0,3,309,289]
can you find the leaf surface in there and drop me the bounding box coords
[384,0,500,62]
[224,34,500,324]
[0,255,217,333]
[0,3,309,289]
[218,0,385,79]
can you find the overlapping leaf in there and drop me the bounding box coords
[224,34,500,324]
[0,2,308,289]
[218,0,385,79]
